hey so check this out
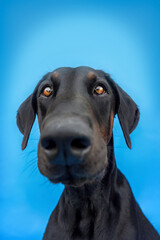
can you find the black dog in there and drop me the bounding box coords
[17,67,160,240]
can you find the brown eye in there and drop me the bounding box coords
[42,87,53,97]
[93,85,106,95]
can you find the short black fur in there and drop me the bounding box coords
[17,66,160,240]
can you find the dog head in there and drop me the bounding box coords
[17,67,139,186]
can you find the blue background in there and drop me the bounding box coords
[1,0,160,239]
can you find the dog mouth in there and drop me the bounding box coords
[38,145,108,186]
[45,163,107,187]
[49,171,85,186]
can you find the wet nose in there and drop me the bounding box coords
[40,119,92,166]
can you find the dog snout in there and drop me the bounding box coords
[40,117,93,166]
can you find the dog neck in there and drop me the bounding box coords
[53,136,130,239]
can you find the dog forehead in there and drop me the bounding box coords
[51,66,98,81]
[37,67,112,92]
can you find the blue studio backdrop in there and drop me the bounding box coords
[1,0,160,239]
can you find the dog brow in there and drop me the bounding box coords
[52,71,59,79]
[88,71,96,80]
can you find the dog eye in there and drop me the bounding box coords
[93,85,106,95]
[42,87,53,97]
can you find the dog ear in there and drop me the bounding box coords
[16,94,36,150]
[107,77,140,149]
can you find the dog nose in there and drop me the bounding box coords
[41,136,91,155]
[40,119,92,166]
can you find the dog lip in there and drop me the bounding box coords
[48,171,73,184]
[48,166,106,185]
[49,166,77,181]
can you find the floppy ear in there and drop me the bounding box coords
[107,77,140,149]
[16,94,36,150]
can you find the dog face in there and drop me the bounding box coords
[17,67,139,186]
